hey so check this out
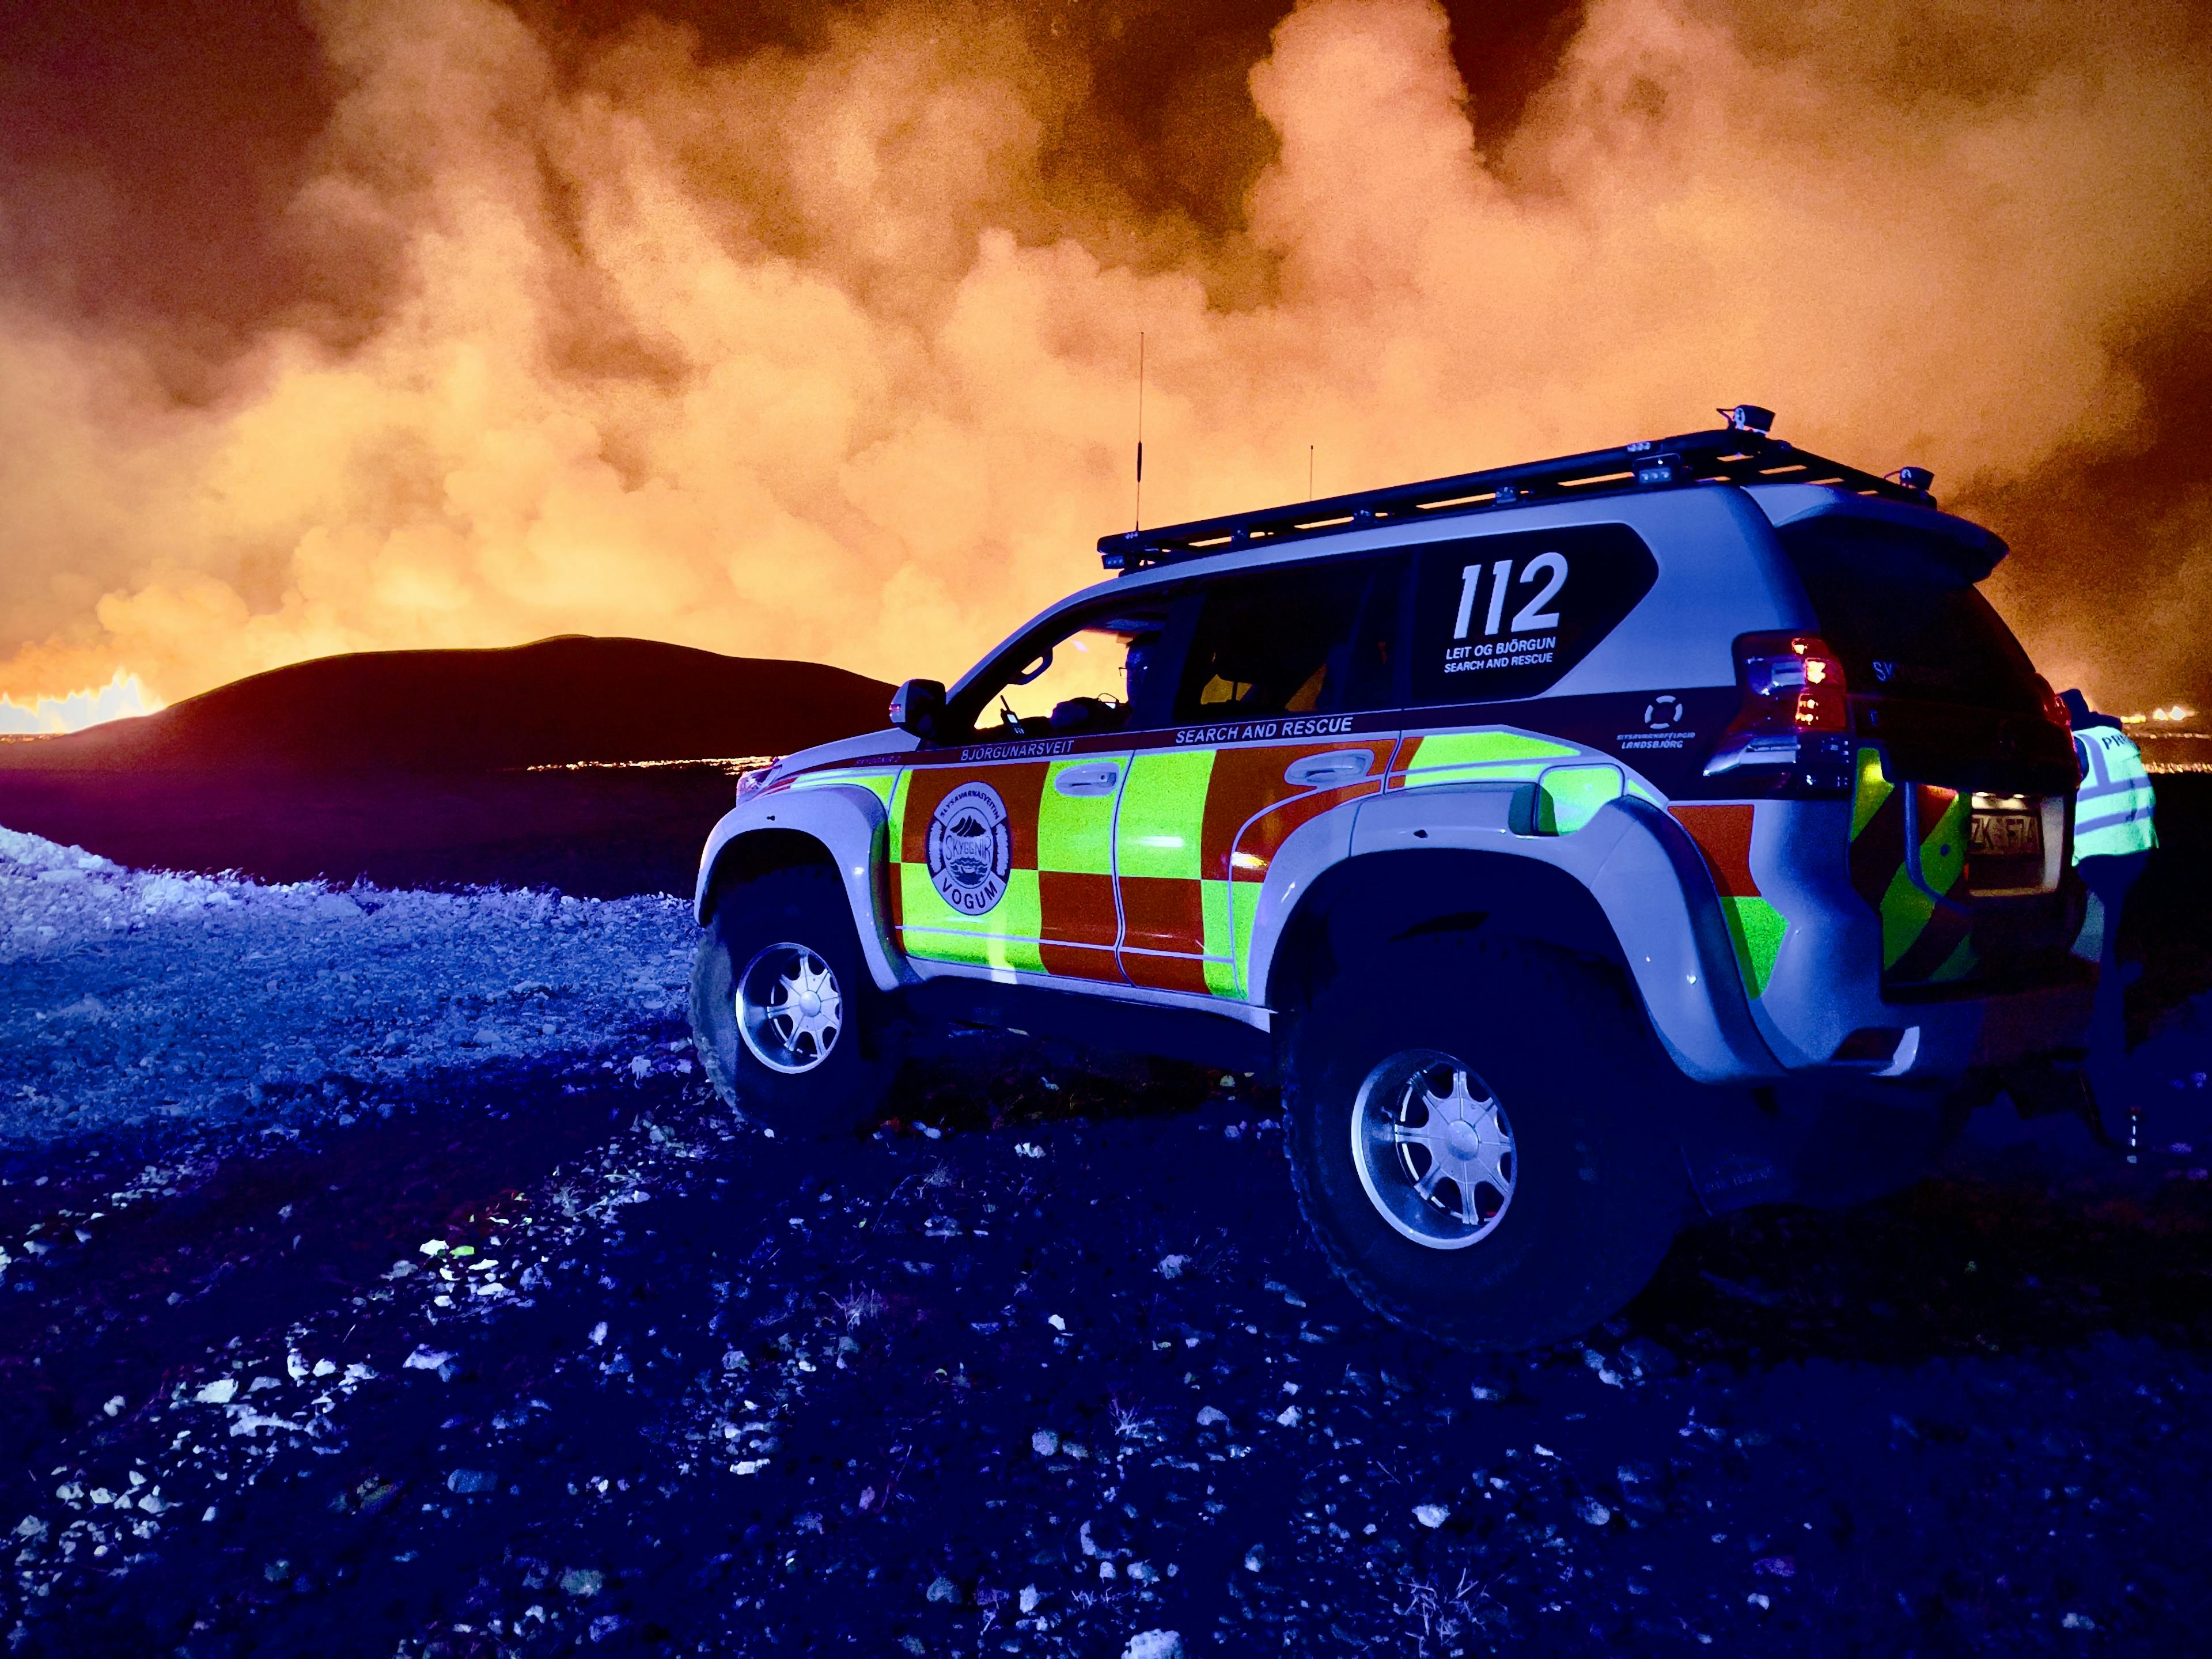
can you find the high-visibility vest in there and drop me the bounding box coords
[2073,724,2157,861]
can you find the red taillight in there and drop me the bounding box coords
[1703,632,1853,791]
[1738,632,1849,732]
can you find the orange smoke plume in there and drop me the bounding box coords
[2,0,2209,711]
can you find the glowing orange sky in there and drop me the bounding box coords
[3,0,2210,716]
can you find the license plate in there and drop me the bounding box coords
[1969,810,2041,858]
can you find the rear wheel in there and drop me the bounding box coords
[691,865,896,1137]
[1283,932,1687,1351]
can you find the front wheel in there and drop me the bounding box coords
[1283,933,1687,1351]
[691,865,896,1137]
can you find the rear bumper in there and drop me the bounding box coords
[1738,799,2094,1080]
[1817,977,2096,1082]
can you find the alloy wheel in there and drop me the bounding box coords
[734,942,844,1075]
[1350,1049,1517,1249]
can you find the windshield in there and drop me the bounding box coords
[1779,517,2042,712]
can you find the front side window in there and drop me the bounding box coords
[1171,558,1400,722]
[957,601,1176,742]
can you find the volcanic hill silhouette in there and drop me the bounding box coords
[0,639,896,895]
[0,637,893,775]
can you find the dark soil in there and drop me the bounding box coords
[2125,774,2212,1044]
[2,707,2210,1654]
[7,1035,2212,1656]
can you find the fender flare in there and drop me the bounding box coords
[693,787,912,993]
[1247,784,1783,1085]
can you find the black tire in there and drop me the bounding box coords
[1282,932,1687,1352]
[690,864,897,1138]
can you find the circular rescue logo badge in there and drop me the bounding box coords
[926,782,1012,916]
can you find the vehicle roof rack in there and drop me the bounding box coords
[1097,414,1934,572]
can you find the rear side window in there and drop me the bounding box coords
[1779,518,2041,711]
[1172,557,1402,722]
[1408,524,1658,706]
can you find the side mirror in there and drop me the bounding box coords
[889,678,946,739]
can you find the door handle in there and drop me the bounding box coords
[1284,750,1373,789]
[1053,763,1122,798]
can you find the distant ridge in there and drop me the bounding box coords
[0,637,894,775]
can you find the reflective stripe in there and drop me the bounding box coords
[1670,804,1787,998]
[1037,756,1121,874]
[1849,747,1891,841]
[2073,728,2157,859]
[1917,789,1968,898]
[2077,795,2156,827]
[891,725,1665,999]
[1848,749,1975,984]
[1406,731,1576,766]
[1112,749,1215,988]
[1399,762,1549,789]
[1393,730,1575,789]
[1210,878,1252,997]
[1535,764,1623,834]
[1723,897,1787,997]
[787,768,897,809]
[1121,738,1409,999]
[897,866,1045,972]
[1117,751,1213,881]
[888,762,1047,972]
[1203,740,1397,999]
[1875,789,1969,974]
[1116,748,1213,984]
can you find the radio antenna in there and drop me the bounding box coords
[1134,332,1145,532]
[1308,444,1315,501]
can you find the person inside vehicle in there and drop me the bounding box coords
[1046,627,1162,734]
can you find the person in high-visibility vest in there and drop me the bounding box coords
[2062,688,2157,1088]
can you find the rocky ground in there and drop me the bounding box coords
[5,826,2212,1656]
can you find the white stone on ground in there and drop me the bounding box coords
[0,823,692,1143]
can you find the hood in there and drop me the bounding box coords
[763,726,918,783]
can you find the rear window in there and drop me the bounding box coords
[1779,517,2041,712]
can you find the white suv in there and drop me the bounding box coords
[690,407,2092,1350]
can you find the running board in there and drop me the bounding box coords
[901,979,1277,1080]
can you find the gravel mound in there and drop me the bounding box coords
[0,825,694,1145]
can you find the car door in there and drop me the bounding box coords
[1114,554,1406,999]
[888,599,1174,984]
